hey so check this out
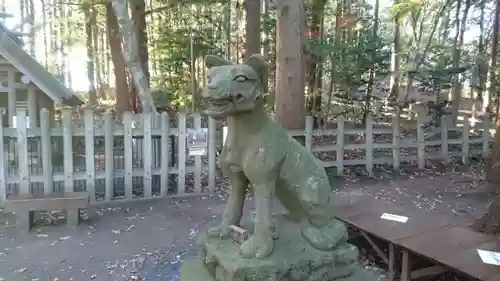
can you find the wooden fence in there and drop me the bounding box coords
[0,109,493,205]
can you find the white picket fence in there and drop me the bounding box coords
[0,109,493,205]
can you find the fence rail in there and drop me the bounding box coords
[0,109,493,205]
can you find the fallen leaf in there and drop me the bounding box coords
[14,268,27,273]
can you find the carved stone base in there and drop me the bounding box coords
[181,215,376,281]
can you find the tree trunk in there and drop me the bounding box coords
[449,0,471,125]
[66,6,72,87]
[49,0,57,74]
[41,0,49,68]
[364,0,379,120]
[58,0,65,83]
[483,0,500,113]
[243,0,260,59]
[84,5,98,106]
[274,0,306,131]
[130,0,149,113]
[388,0,401,103]
[111,0,156,113]
[93,16,105,100]
[476,2,486,102]
[306,0,326,128]
[262,0,270,96]
[27,0,35,57]
[106,2,131,114]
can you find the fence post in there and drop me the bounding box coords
[123,111,134,200]
[441,115,449,165]
[336,115,345,176]
[16,110,29,195]
[40,108,53,195]
[462,116,470,165]
[84,109,96,202]
[143,113,153,198]
[62,110,74,193]
[482,115,490,156]
[392,114,400,171]
[417,112,425,169]
[208,117,216,192]
[178,112,186,194]
[160,112,170,197]
[193,113,203,193]
[305,116,313,151]
[365,114,373,176]
[104,110,114,201]
[0,122,5,203]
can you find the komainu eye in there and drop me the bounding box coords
[234,75,248,82]
[207,76,212,83]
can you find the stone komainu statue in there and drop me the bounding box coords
[185,54,376,281]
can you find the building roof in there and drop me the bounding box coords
[0,23,83,106]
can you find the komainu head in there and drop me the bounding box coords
[201,54,268,119]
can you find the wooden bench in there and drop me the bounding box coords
[330,195,500,281]
[4,192,91,234]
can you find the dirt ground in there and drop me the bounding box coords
[0,163,492,281]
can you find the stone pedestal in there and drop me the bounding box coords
[181,215,376,281]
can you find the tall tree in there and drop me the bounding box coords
[84,3,98,105]
[274,0,306,131]
[41,0,49,68]
[243,0,261,58]
[106,2,131,113]
[27,0,35,57]
[306,0,327,127]
[364,0,380,121]
[449,0,472,124]
[111,0,156,113]
[388,0,401,105]
[130,0,149,112]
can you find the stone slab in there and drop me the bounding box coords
[181,259,215,281]
[192,214,376,281]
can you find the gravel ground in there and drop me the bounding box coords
[0,162,490,281]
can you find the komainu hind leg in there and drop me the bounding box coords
[301,201,348,250]
[300,175,347,251]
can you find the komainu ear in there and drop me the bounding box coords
[244,54,268,78]
[205,55,233,68]
[244,54,269,92]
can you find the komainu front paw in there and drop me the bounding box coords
[207,223,230,238]
[239,233,274,259]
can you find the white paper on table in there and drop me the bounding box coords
[380,213,408,223]
[477,249,500,266]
